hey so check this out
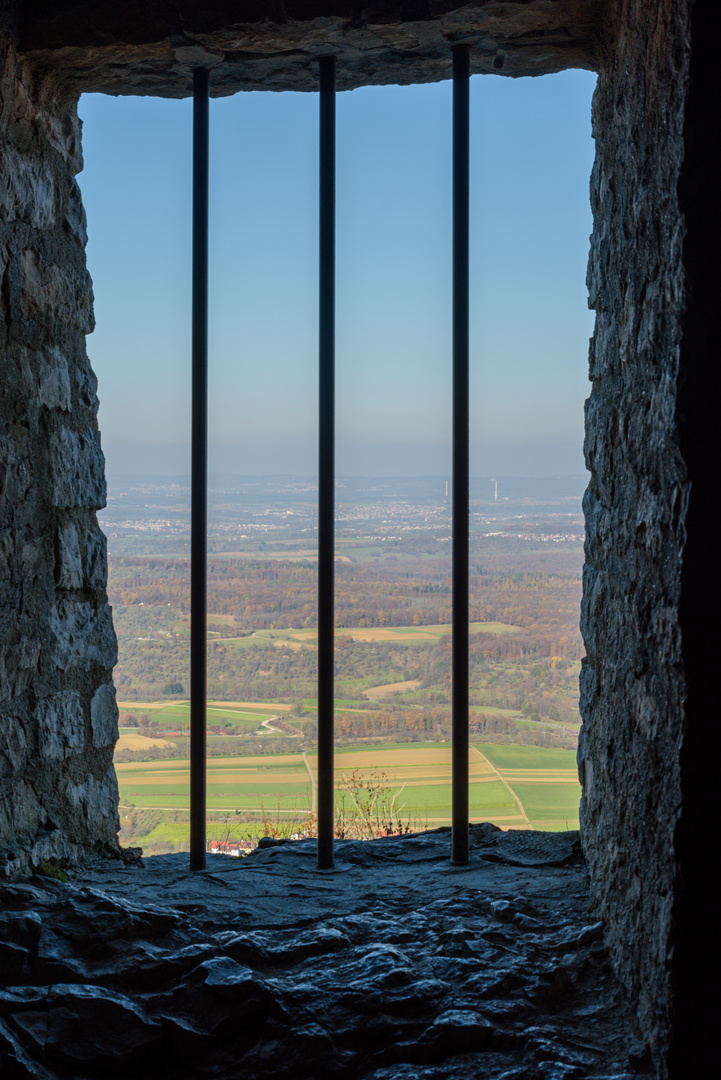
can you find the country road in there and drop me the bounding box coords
[302,751,317,813]
[471,745,533,830]
[260,715,299,735]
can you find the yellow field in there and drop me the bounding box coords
[363,680,421,699]
[285,621,518,645]
[116,752,301,777]
[285,627,440,643]
[210,700,293,711]
[314,747,454,769]
[344,629,441,642]
[120,769,306,787]
[306,746,495,788]
[116,732,174,751]
[118,701,179,711]
[502,770,580,784]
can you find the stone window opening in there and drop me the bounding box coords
[1,3,716,1078]
[77,56,595,868]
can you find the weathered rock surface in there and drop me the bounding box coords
[19,1,603,96]
[0,830,650,1079]
[0,13,120,879]
[578,1,690,1072]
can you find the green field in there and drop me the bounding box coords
[479,744,580,770]
[116,740,580,849]
[117,699,291,736]
[477,743,581,829]
[117,753,309,811]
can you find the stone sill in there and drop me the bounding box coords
[0,826,649,1079]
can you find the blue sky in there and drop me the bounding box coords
[78,69,596,478]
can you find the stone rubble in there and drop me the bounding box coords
[0,827,651,1079]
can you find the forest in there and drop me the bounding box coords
[109,539,583,749]
[108,551,582,638]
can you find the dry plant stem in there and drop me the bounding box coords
[223,772,415,846]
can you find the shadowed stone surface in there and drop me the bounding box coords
[577,2,690,1073]
[0,830,649,1079]
[19,1,603,96]
[1,4,120,880]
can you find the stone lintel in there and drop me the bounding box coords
[19,1,604,96]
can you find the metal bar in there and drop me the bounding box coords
[451,44,470,865]
[317,56,337,870]
[190,67,209,870]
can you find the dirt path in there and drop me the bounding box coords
[260,716,296,735]
[363,679,421,700]
[302,751,317,813]
[471,746,533,830]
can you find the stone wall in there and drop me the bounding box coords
[20,0,601,94]
[0,2,120,877]
[578,0,690,1073]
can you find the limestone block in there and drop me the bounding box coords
[0,620,41,702]
[0,444,33,510]
[0,716,28,773]
[49,599,117,672]
[39,107,83,172]
[0,529,13,582]
[25,829,85,876]
[66,767,120,829]
[0,776,45,842]
[64,178,88,246]
[0,149,56,228]
[50,427,106,509]
[84,524,107,591]
[90,682,118,749]
[36,691,84,760]
[38,346,71,411]
[17,248,94,333]
[76,361,99,410]
[56,522,83,589]
[18,248,67,323]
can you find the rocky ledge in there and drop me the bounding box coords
[20,1,601,95]
[0,826,650,1079]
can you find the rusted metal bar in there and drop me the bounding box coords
[190,67,209,871]
[317,55,336,870]
[451,44,471,865]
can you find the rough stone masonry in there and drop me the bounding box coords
[1,3,120,879]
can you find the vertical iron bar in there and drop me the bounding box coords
[190,68,209,870]
[317,56,337,870]
[451,44,470,865]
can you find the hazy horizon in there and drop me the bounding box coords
[100,433,587,478]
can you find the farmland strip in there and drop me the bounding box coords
[471,746,533,830]
[302,751,317,813]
